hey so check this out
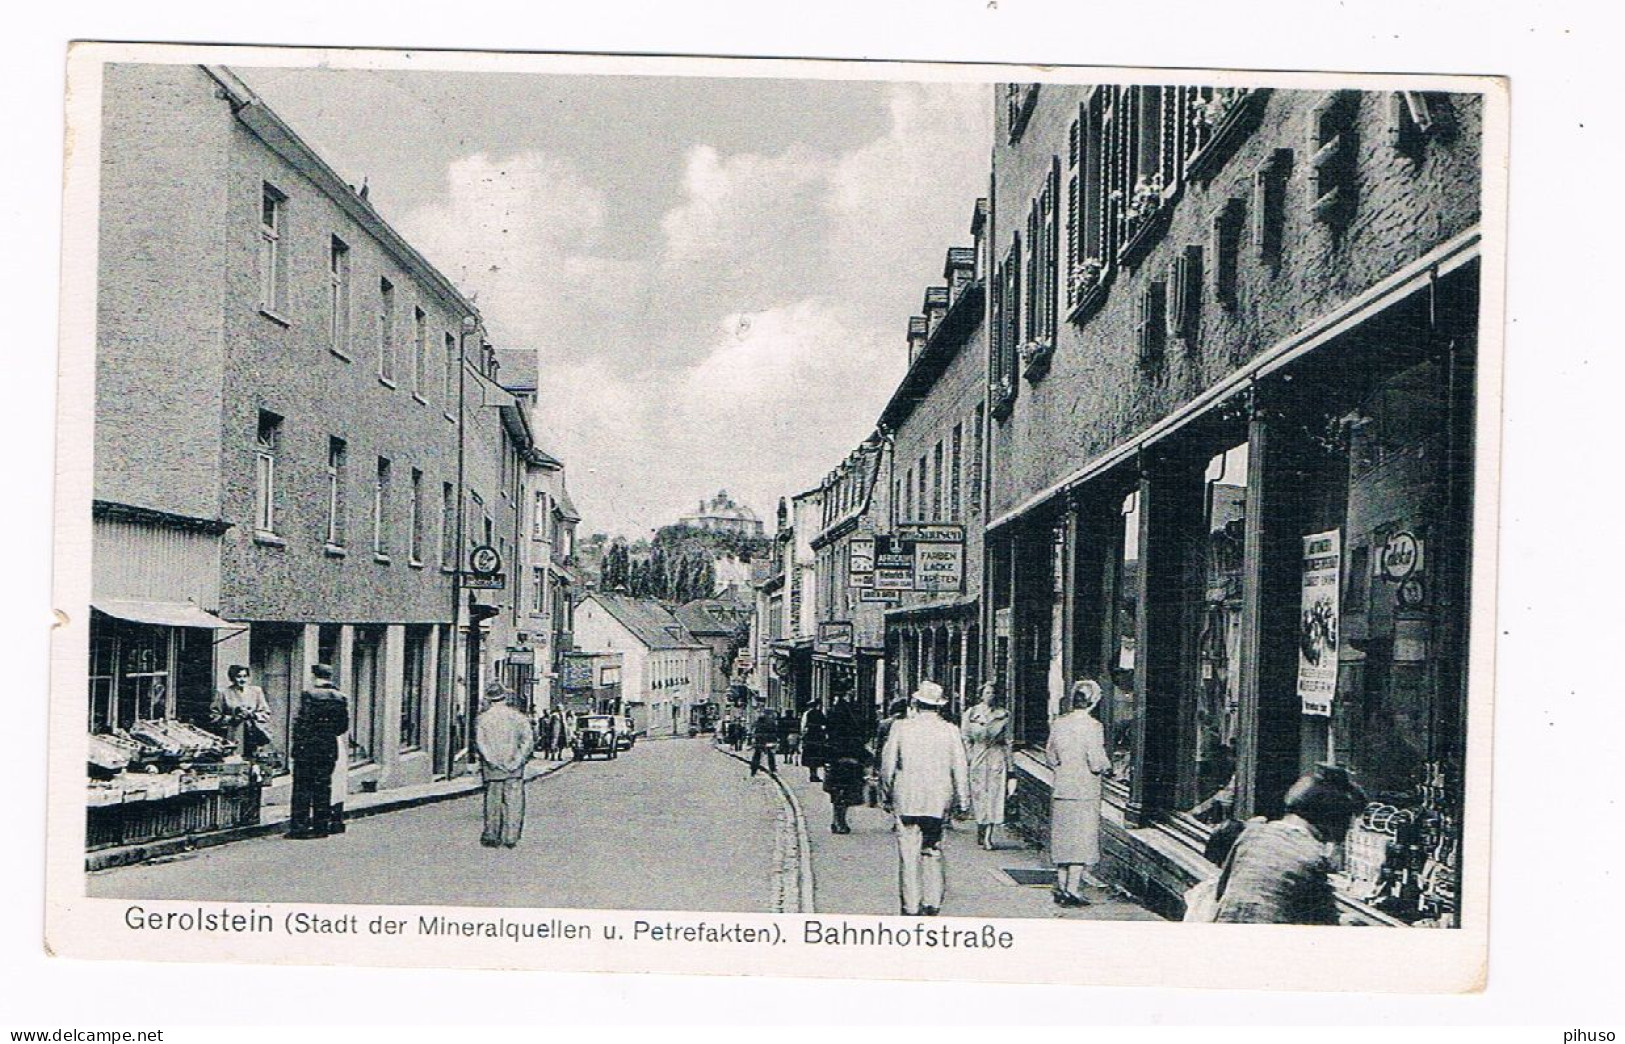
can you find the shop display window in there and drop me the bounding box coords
[1102,491,1140,784]
[87,626,175,734]
[349,626,381,764]
[1187,443,1249,823]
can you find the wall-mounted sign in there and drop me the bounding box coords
[1397,577,1427,610]
[849,537,876,575]
[860,588,900,605]
[1297,529,1342,717]
[463,573,506,590]
[914,541,964,593]
[897,523,965,544]
[874,553,915,591]
[1379,530,1423,582]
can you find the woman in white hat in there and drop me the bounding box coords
[1046,679,1112,906]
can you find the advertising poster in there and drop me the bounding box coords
[1297,529,1342,715]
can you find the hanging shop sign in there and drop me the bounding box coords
[854,526,966,594]
[816,621,855,658]
[914,541,964,593]
[1297,529,1342,716]
[464,544,506,589]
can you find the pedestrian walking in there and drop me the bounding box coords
[879,681,970,917]
[801,703,829,782]
[821,694,868,834]
[476,682,537,849]
[549,708,568,760]
[1211,764,1366,925]
[749,702,779,776]
[287,663,349,840]
[1046,679,1112,906]
[961,682,1011,850]
[210,664,272,761]
[868,697,909,808]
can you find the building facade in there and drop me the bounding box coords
[571,593,709,738]
[89,64,559,841]
[984,82,1482,926]
[878,200,990,720]
[809,442,888,726]
[678,489,765,537]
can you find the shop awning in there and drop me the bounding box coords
[92,599,234,630]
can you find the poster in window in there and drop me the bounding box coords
[1297,528,1341,716]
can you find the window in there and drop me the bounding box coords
[1022,160,1060,348]
[534,491,550,540]
[903,467,914,522]
[1254,148,1292,271]
[413,307,428,398]
[373,457,391,558]
[932,441,944,521]
[1104,490,1141,783]
[950,423,963,521]
[259,184,286,315]
[254,411,281,534]
[532,566,547,614]
[328,237,350,355]
[401,627,428,751]
[409,467,424,564]
[325,436,347,547]
[1137,279,1168,370]
[350,626,381,763]
[444,332,458,408]
[1004,83,1039,143]
[1170,245,1204,342]
[440,482,456,569]
[893,479,903,529]
[1210,198,1245,308]
[970,405,985,511]
[917,456,928,522]
[377,278,396,384]
[1308,91,1359,225]
[990,239,1021,406]
[1187,443,1249,823]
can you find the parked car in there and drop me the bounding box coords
[615,715,638,751]
[572,714,619,761]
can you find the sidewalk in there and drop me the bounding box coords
[775,759,1164,921]
[87,757,572,872]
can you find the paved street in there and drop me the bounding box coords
[89,738,785,912]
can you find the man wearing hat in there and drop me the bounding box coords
[879,680,970,916]
[476,681,536,848]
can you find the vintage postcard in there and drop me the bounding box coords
[47,40,1507,991]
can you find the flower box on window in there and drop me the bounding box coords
[990,374,1016,419]
[1118,174,1176,267]
[1019,339,1054,382]
[1067,257,1111,325]
[1184,87,1271,183]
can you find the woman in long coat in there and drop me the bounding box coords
[1045,679,1111,906]
[961,682,1011,850]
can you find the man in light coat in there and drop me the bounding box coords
[476,682,536,848]
[880,681,970,916]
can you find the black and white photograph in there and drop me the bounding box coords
[43,40,1507,991]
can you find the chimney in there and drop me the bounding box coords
[906,316,928,366]
[923,286,950,339]
[944,246,977,303]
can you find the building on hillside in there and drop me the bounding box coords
[678,489,765,538]
[571,592,708,738]
[878,199,990,719]
[984,81,1484,927]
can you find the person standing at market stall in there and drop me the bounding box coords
[1046,679,1112,906]
[476,681,536,848]
[287,663,349,840]
[879,681,970,916]
[210,664,272,761]
[961,681,1012,850]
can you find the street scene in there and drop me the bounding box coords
[78,58,1487,932]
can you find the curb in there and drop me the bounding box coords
[713,743,815,914]
[86,759,573,873]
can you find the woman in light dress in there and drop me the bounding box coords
[961,682,1011,850]
[1046,679,1112,906]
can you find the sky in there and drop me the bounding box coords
[237,65,991,541]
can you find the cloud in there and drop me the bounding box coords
[399,151,633,354]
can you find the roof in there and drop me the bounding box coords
[554,480,581,522]
[493,349,538,392]
[584,593,704,650]
[673,603,736,637]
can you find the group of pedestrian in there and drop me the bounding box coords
[535,707,571,760]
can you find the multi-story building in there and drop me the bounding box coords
[571,592,709,738]
[809,441,888,725]
[678,489,765,537]
[984,82,1483,926]
[759,489,822,716]
[89,64,555,838]
[878,200,990,718]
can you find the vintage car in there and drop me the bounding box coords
[615,715,639,751]
[571,714,619,761]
